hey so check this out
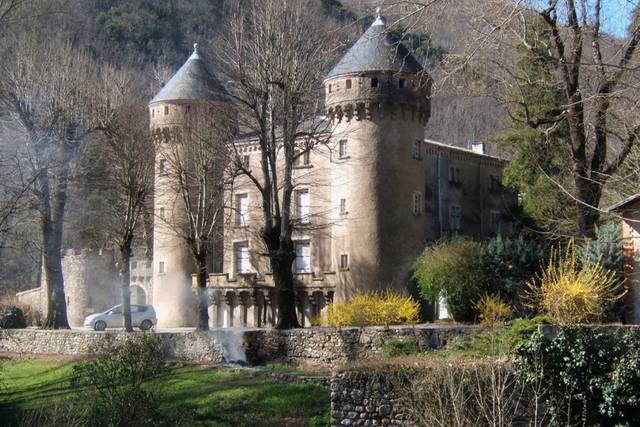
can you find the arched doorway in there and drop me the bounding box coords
[131,285,147,305]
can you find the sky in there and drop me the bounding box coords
[602,0,636,36]
[530,0,636,37]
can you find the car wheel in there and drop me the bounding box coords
[139,320,152,331]
[94,320,107,331]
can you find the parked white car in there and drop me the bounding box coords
[83,304,157,331]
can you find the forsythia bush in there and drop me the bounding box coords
[325,290,420,327]
[473,295,513,327]
[525,240,623,324]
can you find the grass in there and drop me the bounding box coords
[0,358,330,426]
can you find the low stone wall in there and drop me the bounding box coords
[244,324,477,368]
[0,324,477,369]
[0,329,225,364]
[330,370,408,426]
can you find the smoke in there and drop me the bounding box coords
[153,272,197,327]
[209,328,247,364]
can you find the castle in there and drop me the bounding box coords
[17,13,515,328]
[148,13,515,328]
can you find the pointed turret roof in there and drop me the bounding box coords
[150,44,227,104]
[326,11,423,79]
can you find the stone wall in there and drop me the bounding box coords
[0,329,224,364]
[244,324,477,368]
[0,324,476,369]
[330,370,408,426]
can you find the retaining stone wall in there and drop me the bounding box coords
[0,329,224,364]
[330,371,409,426]
[0,324,476,369]
[244,324,477,368]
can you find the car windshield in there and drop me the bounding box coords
[107,306,122,314]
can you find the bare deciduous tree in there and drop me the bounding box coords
[0,36,99,328]
[94,67,154,332]
[217,0,336,329]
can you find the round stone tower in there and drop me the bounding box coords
[325,12,431,299]
[149,44,228,327]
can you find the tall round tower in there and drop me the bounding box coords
[149,44,228,327]
[325,12,431,299]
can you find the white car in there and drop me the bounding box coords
[83,304,157,331]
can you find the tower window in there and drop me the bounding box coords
[295,241,311,273]
[159,159,168,176]
[340,198,347,214]
[413,140,422,160]
[338,139,348,159]
[346,79,352,89]
[328,84,332,93]
[235,242,250,274]
[151,109,155,118]
[339,253,349,270]
[413,192,423,216]
[159,207,165,219]
[158,261,165,274]
[371,78,378,88]
[242,155,250,169]
[186,105,191,114]
[236,194,249,227]
[164,106,169,115]
[450,205,462,231]
[296,189,310,223]
[399,78,405,88]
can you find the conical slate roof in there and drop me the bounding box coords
[150,44,227,104]
[326,14,423,79]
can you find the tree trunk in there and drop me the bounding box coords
[42,144,70,329]
[271,242,300,329]
[118,245,133,332]
[195,252,209,331]
[574,173,601,239]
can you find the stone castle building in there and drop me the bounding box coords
[149,13,516,328]
[17,13,515,328]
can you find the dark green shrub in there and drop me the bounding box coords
[0,306,26,329]
[71,334,183,427]
[412,238,484,321]
[479,235,547,315]
[514,326,640,426]
[578,222,626,320]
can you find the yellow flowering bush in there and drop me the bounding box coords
[525,240,624,324]
[323,290,420,327]
[473,295,513,327]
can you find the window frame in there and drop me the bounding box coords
[413,192,424,216]
[295,241,312,273]
[296,189,311,224]
[338,139,348,159]
[236,194,249,227]
[449,205,462,232]
[339,253,349,270]
[235,242,251,274]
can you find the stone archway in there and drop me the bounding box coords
[130,285,147,305]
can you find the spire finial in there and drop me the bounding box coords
[193,43,198,54]
[372,7,386,26]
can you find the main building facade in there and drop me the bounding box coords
[148,14,516,328]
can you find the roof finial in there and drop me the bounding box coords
[193,43,198,54]
[372,7,386,26]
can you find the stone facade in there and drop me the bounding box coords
[0,329,224,364]
[331,370,408,426]
[0,324,476,369]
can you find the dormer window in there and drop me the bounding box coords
[371,78,378,88]
[346,79,352,89]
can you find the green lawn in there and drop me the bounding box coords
[0,358,330,427]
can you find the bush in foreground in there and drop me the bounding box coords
[323,290,420,327]
[525,241,623,324]
[0,306,26,329]
[514,326,640,426]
